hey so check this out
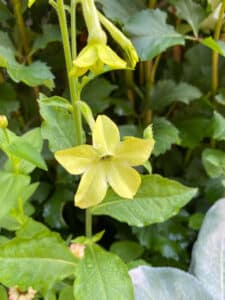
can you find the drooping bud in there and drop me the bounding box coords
[0,115,8,129]
[97,11,139,68]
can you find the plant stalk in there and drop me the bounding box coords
[85,209,92,238]
[57,0,83,145]
[211,0,225,95]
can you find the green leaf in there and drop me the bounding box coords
[110,241,144,263]
[4,128,45,174]
[202,148,225,178]
[98,0,145,24]
[4,139,47,171]
[74,244,134,300]
[170,0,206,37]
[81,77,117,115]
[59,286,75,300]
[0,285,7,300]
[153,117,179,156]
[129,266,213,299]
[0,31,15,52]
[124,9,185,61]
[190,198,225,299]
[0,2,13,22]
[91,175,197,227]
[0,172,30,221]
[39,95,76,152]
[189,213,204,230]
[175,117,212,148]
[0,218,77,296]
[8,60,55,90]
[30,24,61,55]
[0,46,54,89]
[150,80,202,112]
[0,83,19,116]
[201,37,225,56]
[212,111,225,140]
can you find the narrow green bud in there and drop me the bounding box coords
[0,115,8,129]
[143,124,154,140]
[97,11,139,68]
[78,101,95,130]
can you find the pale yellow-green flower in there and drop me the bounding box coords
[70,43,127,77]
[55,115,154,209]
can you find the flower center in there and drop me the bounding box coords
[100,155,112,161]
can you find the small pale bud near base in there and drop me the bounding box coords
[0,115,8,129]
[8,287,36,300]
[70,243,86,259]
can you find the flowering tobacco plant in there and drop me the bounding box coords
[0,0,212,298]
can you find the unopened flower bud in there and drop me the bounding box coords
[79,101,95,130]
[143,124,154,140]
[8,286,36,300]
[70,243,85,259]
[0,115,8,129]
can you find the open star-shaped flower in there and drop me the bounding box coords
[55,115,154,209]
[70,43,127,77]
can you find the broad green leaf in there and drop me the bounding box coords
[3,139,47,171]
[43,188,71,229]
[110,241,144,263]
[0,31,15,52]
[0,218,77,296]
[91,175,197,227]
[201,37,225,56]
[30,24,61,55]
[124,9,185,61]
[59,286,75,300]
[212,111,225,140]
[0,286,7,300]
[0,82,19,116]
[150,80,202,112]
[153,117,179,156]
[0,46,54,89]
[39,96,76,152]
[200,2,222,31]
[190,198,225,300]
[4,128,45,174]
[81,77,117,114]
[0,2,13,22]
[129,266,213,299]
[170,0,206,37]
[0,172,30,221]
[8,60,55,90]
[0,182,39,231]
[74,244,134,300]
[202,148,225,178]
[189,213,204,230]
[98,0,145,24]
[175,117,212,148]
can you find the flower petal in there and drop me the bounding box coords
[55,145,98,175]
[74,45,97,67]
[75,164,107,208]
[98,44,127,69]
[115,137,155,166]
[93,115,120,156]
[106,161,141,198]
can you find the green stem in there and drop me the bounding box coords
[211,0,225,96]
[85,209,92,238]
[2,128,19,173]
[11,0,31,64]
[71,0,77,60]
[57,0,83,145]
